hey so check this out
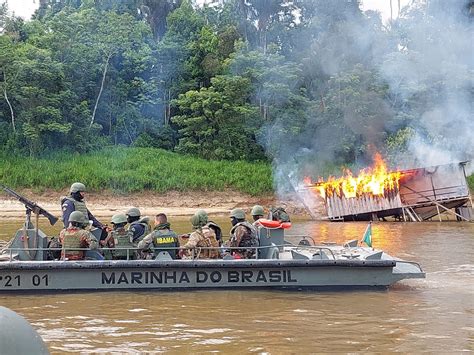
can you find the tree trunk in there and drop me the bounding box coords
[90,53,112,128]
[3,77,15,132]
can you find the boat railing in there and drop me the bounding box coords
[1,244,288,262]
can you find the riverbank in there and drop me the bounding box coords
[0,189,314,220]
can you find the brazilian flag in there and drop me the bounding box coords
[362,223,372,248]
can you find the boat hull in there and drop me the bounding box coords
[0,259,423,292]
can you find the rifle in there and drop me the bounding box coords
[0,184,58,225]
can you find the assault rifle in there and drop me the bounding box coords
[0,184,58,225]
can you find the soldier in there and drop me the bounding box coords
[226,208,259,259]
[138,213,179,259]
[251,205,265,223]
[59,211,99,261]
[61,182,107,239]
[179,210,220,259]
[126,207,151,242]
[103,214,135,260]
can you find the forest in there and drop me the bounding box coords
[0,0,472,190]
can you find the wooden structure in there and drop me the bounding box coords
[312,162,473,222]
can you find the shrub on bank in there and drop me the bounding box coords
[468,174,474,193]
[0,147,273,195]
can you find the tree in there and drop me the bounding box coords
[172,75,264,160]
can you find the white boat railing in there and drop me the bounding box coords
[0,244,340,262]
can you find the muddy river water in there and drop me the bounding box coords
[0,219,472,353]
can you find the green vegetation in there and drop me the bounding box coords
[468,175,474,193]
[0,0,471,185]
[0,147,273,195]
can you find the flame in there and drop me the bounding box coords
[305,153,403,199]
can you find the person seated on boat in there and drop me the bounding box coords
[138,213,179,260]
[179,210,220,260]
[102,214,136,260]
[251,205,265,226]
[59,211,99,261]
[225,209,259,259]
[61,182,108,241]
[126,207,151,243]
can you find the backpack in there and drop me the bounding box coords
[269,207,290,222]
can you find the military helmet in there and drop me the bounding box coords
[191,210,208,228]
[251,205,264,216]
[69,211,86,224]
[70,182,86,193]
[230,208,245,220]
[126,207,141,217]
[111,213,127,224]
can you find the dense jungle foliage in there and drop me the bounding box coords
[0,0,472,181]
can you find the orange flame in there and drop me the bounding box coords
[305,153,403,199]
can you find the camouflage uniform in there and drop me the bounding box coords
[138,223,179,259]
[59,227,98,260]
[181,225,220,259]
[229,221,259,259]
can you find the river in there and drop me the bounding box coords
[0,219,472,353]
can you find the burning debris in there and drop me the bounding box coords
[304,156,472,222]
[305,153,404,200]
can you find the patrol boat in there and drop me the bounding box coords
[0,188,425,292]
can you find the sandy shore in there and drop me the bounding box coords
[0,189,315,220]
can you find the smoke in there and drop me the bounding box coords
[260,0,473,199]
[380,0,474,173]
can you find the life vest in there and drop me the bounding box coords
[230,221,259,248]
[110,228,135,259]
[62,196,88,218]
[60,227,88,260]
[151,229,179,259]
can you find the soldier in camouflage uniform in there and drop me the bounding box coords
[180,210,220,259]
[138,214,179,259]
[126,207,151,242]
[226,208,259,259]
[59,211,98,261]
[103,214,135,260]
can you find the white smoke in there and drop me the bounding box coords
[380,0,474,173]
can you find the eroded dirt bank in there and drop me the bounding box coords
[0,189,317,219]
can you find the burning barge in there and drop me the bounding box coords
[305,157,473,222]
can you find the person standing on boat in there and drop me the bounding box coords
[138,213,179,259]
[102,214,136,260]
[226,208,259,259]
[61,182,106,238]
[126,207,151,242]
[179,210,220,259]
[59,211,99,261]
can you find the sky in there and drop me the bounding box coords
[5,0,411,22]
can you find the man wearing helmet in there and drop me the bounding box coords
[126,207,151,242]
[59,211,98,261]
[61,182,104,231]
[179,210,220,259]
[103,214,135,260]
[251,205,265,225]
[226,208,259,259]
